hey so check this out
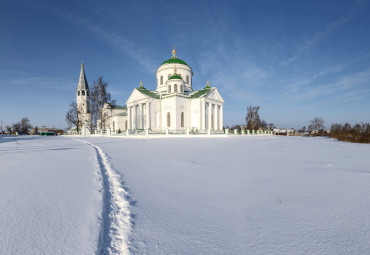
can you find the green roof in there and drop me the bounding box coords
[168,74,183,80]
[161,57,189,66]
[137,88,160,99]
[111,105,127,110]
[113,112,127,117]
[190,88,211,99]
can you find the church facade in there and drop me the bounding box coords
[80,49,224,133]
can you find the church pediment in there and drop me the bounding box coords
[126,88,150,104]
[205,88,224,103]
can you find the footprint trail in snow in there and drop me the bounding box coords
[79,140,131,255]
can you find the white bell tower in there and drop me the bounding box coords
[76,62,91,128]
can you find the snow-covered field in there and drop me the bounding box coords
[1,135,370,254]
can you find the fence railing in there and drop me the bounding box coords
[65,129,273,136]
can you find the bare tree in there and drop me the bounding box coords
[90,76,116,129]
[343,122,351,132]
[5,125,12,134]
[308,117,325,131]
[20,117,32,134]
[65,101,82,132]
[246,105,261,130]
[12,122,21,134]
[260,120,267,128]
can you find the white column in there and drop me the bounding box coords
[201,100,205,131]
[132,105,136,130]
[127,106,131,130]
[208,103,212,131]
[220,105,223,131]
[146,102,150,129]
[138,103,143,129]
[142,103,145,129]
[214,104,218,131]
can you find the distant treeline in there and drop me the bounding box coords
[329,123,370,143]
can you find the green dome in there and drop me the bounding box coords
[169,74,183,80]
[161,58,189,66]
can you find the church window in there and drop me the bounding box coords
[167,112,171,127]
[180,85,183,93]
[82,90,85,96]
[160,76,163,85]
[168,85,171,93]
[78,91,80,96]
[174,84,178,93]
[181,112,184,127]
[186,75,189,84]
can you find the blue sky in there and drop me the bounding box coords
[1,0,370,129]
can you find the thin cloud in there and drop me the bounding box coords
[49,6,157,74]
[9,76,75,91]
[282,14,354,66]
[285,70,370,101]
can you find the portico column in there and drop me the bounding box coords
[208,102,212,131]
[201,100,205,130]
[127,106,131,130]
[215,104,218,131]
[132,104,137,130]
[220,105,223,131]
[146,102,150,129]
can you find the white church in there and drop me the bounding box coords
[76,48,224,133]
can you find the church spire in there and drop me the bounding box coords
[77,61,89,91]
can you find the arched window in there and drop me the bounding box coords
[181,112,184,127]
[168,85,171,93]
[180,85,183,93]
[186,75,189,84]
[78,91,80,96]
[167,112,171,127]
[174,84,178,93]
[82,90,85,96]
[160,76,163,85]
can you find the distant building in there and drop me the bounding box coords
[273,128,287,135]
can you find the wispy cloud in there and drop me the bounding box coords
[9,76,75,91]
[285,70,370,101]
[282,14,354,66]
[49,5,157,74]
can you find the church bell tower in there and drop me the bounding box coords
[76,62,91,128]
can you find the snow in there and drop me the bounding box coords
[1,135,370,254]
[0,136,102,254]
